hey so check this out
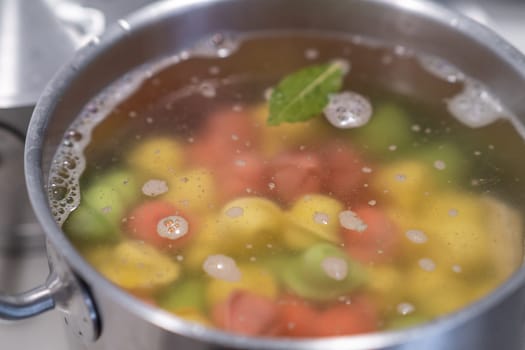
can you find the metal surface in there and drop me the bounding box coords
[46,242,100,342]
[0,240,99,339]
[19,0,525,349]
[0,0,105,109]
[0,0,76,108]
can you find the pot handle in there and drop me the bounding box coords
[0,244,100,341]
[0,275,55,320]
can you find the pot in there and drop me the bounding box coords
[3,0,525,349]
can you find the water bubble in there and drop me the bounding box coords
[208,66,220,75]
[339,210,367,232]
[405,229,428,244]
[447,79,506,128]
[202,254,241,282]
[157,215,189,240]
[434,160,446,170]
[397,302,415,315]
[361,166,372,174]
[331,58,351,75]
[199,82,216,98]
[225,206,244,218]
[234,159,246,167]
[418,55,464,83]
[264,88,274,101]
[418,258,436,271]
[305,48,319,60]
[452,264,462,273]
[321,256,348,281]
[63,158,76,170]
[324,91,372,129]
[381,54,393,65]
[66,129,82,142]
[368,200,376,206]
[395,174,407,182]
[388,145,397,151]
[180,51,190,60]
[50,184,68,201]
[142,179,169,197]
[394,45,409,56]
[53,177,64,184]
[199,32,239,58]
[313,211,330,225]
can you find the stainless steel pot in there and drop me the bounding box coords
[3,0,525,349]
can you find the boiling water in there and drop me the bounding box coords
[48,32,525,336]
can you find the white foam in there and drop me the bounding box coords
[417,53,509,128]
[142,179,169,197]
[156,215,189,240]
[405,229,428,244]
[321,256,348,281]
[203,254,242,282]
[48,53,185,224]
[339,210,367,232]
[324,91,372,129]
[225,206,244,218]
[418,55,464,83]
[447,79,507,128]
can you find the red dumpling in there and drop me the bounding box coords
[212,290,280,336]
[268,151,323,205]
[341,206,400,263]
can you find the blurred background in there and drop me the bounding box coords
[0,0,524,349]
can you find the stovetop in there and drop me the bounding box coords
[0,1,524,349]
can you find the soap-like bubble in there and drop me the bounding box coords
[447,80,506,128]
[202,254,242,282]
[324,91,372,129]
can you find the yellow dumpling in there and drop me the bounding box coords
[482,196,524,279]
[85,240,180,290]
[387,206,440,263]
[127,137,185,179]
[252,104,329,157]
[365,265,405,307]
[406,266,475,317]
[417,191,490,269]
[206,265,278,307]
[284,194,343,250]
[163,168,217,214]
[184,216,227,271]
[216,197,283,249]
[372,160,436,210]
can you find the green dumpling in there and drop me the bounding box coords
[281,243,367,301]
[64,169,139,242]
[351,102,413,157]
[157,279,207,313]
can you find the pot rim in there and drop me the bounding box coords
[25,0,525,348]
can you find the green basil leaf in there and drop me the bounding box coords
[268,61,346,125]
